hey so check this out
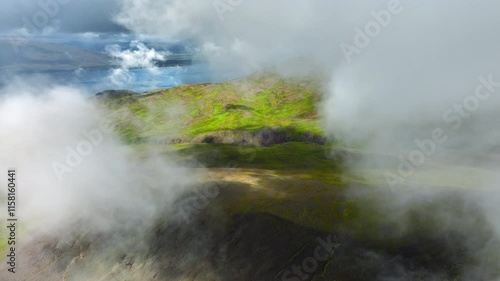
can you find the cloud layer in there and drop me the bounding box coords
[113,1,500,278]
[0,0,126,35]
[115,0,500,153]
[0,79,193,234]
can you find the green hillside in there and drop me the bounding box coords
[102,71,325,144]
[4,71,497,281]
[94,71,500,280]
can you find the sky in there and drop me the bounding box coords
[0,0,126,36]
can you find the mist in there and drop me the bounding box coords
[1,0,500,279]
[0,78,198,279]
[114,0,500,279]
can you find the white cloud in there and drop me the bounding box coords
[112,1,500,277]
[104,40,170,88]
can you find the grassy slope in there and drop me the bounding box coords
[103,70,368,233]
[105,70,493,233]
[105,71,323,142]
[2,71,495,279]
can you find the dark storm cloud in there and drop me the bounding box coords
[0,0,128,34]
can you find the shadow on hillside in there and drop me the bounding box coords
[224,103,257,112]
[149,189,500,281]
[9,181,500,281]
[192,126,327,147]
[169,142,346,171]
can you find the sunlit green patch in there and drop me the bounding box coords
[103,71,324,143]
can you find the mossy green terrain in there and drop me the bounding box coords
[2,71,496,280]
[103,70,492,234]
[101,70,370,235]
[103,71,324,143]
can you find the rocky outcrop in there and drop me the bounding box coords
[133,127,327,146]
[192,126,326,146]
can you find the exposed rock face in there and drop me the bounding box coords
[133,127,327,146]
[192,127,327,146]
